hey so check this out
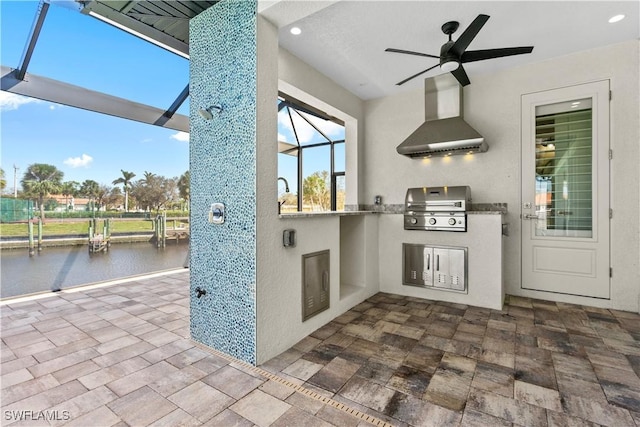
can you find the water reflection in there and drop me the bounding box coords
[1,242,188,299]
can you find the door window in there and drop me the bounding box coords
[534,98,593,238]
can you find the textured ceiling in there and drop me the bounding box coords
[275,1,639,100]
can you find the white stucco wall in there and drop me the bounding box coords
[363,40,640,312]
[378,214,504,310]
[256,33,373,363]
[278,49,365,206]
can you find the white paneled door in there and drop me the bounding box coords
[521,80,610,298]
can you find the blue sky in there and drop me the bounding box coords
[1,0,190,193]
[0,0,345,197]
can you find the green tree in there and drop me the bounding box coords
[177,170,190,210]
[130,173,178,213]
[79,180,99,215]
[21,163,63,221]
[140,171,156,186]
[302,171,330,211]
[104,187,122,210]
[60,181,79,212]
[0,168,6,192]
[44,198,59,211]
[112,170,136,212]
[95,184,113,211]
[132,171,159,212]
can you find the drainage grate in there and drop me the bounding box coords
[192,340,396,427]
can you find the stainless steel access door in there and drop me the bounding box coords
[403,244,434,287]
[403,243,467,292]
[302,250,330,321]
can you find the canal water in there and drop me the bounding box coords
[1,242,188,299]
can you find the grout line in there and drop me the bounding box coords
[191,340,396,427]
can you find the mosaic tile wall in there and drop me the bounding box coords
[189,0,258,365]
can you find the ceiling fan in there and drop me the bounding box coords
[385,14,534,86]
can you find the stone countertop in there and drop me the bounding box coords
[279,203,507,219]
[279,210,377,219]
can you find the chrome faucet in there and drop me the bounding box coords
[278,177,290,193]
[277,177,290,215]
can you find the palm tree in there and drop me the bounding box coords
[140,171,156,185]
[60,181,79,212]
[79,180,100,215]
[21,163,63,222]
[95,184,112,212]
[112,170,135,212]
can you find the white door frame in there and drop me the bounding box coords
[521,80,610,299]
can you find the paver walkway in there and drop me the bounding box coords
[2,269,640,426]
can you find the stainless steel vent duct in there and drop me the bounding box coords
[396,74,487,158]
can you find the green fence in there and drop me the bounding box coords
[0,198,34,222]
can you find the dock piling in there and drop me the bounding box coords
[88,218,110,253]
[28,220,35,256]
[37,218,43,252]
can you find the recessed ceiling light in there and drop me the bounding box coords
[608,14,625,23]
[290,27,302,35]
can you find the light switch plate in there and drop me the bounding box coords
[283,229,296,247]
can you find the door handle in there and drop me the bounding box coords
[523,213,540,220]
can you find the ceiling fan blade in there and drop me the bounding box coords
[385,48,440,59]
[396,64,440,86]
[450,14,489,57]
[461,46,534,63]
[451,65,470,86]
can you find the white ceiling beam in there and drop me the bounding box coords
[1,65,189,132]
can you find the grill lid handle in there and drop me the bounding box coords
[424,201,463,207]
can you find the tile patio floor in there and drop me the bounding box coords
[2,269,640,426]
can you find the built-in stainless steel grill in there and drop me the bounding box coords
[404,186,471,231]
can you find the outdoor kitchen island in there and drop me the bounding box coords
[280,207,505,311]
[378,209,505,310]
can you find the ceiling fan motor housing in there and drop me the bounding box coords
[439,40,458,68]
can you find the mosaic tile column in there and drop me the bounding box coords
[189,0,257,364]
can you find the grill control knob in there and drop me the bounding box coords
[410,217,418,225]
[428,218,437,225]
[448,218,457,226]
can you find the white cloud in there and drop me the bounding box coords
[170,131,189,142]
[63,154,93,168]
[0,91,42,112]
[0,91,62,112]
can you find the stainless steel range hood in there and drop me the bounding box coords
[396,74,488,158]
